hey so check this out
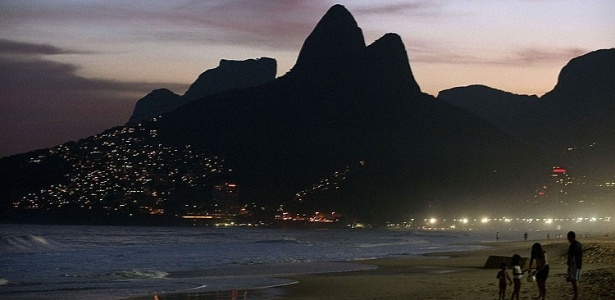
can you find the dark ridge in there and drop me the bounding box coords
[127,57,276,125]
[363,33,421,97]
[183,57,277,101]
[290,4,366,79]
[127,89,181,125]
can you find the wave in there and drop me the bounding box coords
[109,270,169,280]
[356,240,425,248]
[0,235,60,252]
[409,230,470,238]
[0,278,8,286]
[253,237,307,245]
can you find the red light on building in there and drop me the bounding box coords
[552,167,567,174]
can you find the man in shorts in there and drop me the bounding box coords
[567,231,582,300]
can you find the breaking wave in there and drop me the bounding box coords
[0,235,60,252]
[253,237,307,244]
[109,270,169,280]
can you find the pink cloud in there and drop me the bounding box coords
[506,47,588,65]
[351,1,444,16]
[409,45,589,67]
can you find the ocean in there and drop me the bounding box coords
[0,224,494,299]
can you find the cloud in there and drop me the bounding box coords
[0,1,333,52]
[4,1,442,53]
[409,45,588,67]
[411,50,482,65]
[145,1,333,50]
[503,47,588,65]
[0,1,446,57]
[351,1,444,16]
[0,39,185,157]
[0,38,81,55]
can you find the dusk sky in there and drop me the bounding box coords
[1,1,614,157]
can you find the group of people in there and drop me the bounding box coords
[496,231,583,300]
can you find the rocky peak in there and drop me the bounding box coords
[364,33,421,96]
[548,49,615,100]
[183,57,276,101]
[291,4,366,78]
[127,57,276,125]
[541,48,615,121]
[127,89,181,125]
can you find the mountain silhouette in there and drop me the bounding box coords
[539,49,615,147]
[127,88,181,125]
[8,5,608,223]
[127,58,276,125]
[291,4,365,80]
[438,48,615,194]
[183,58,277,101]
[142,5,547,220]
[437,85,540,142]
[439,49,615,148]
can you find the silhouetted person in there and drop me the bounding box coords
[524,232,528,241]
[567,231,582,300]
[496,231,500,242]
[511,254,525,300]
[529,243,549,300]
[496,262,512,300]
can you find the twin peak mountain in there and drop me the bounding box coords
[129,5,420,125]
[136,5,552,219]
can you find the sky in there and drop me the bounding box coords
[1,0,614,157]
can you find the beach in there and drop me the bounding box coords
[126,237,615,300]
[280,237,615,300]
[136,236,615,300]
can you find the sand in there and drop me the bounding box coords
[129,237,615,300]
[280,237,615,300]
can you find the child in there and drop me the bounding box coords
[496,262,512,300]
[511,254,525,300]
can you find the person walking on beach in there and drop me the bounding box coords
[524,232,528,241]
[567,231,582,300]
[496,262,512,300]
[528,243,549,300]
[511,254,525,300]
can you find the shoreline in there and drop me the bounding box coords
[280,237,615,299]
[129,237,615,299]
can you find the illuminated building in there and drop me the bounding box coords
[212,183,239,212]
